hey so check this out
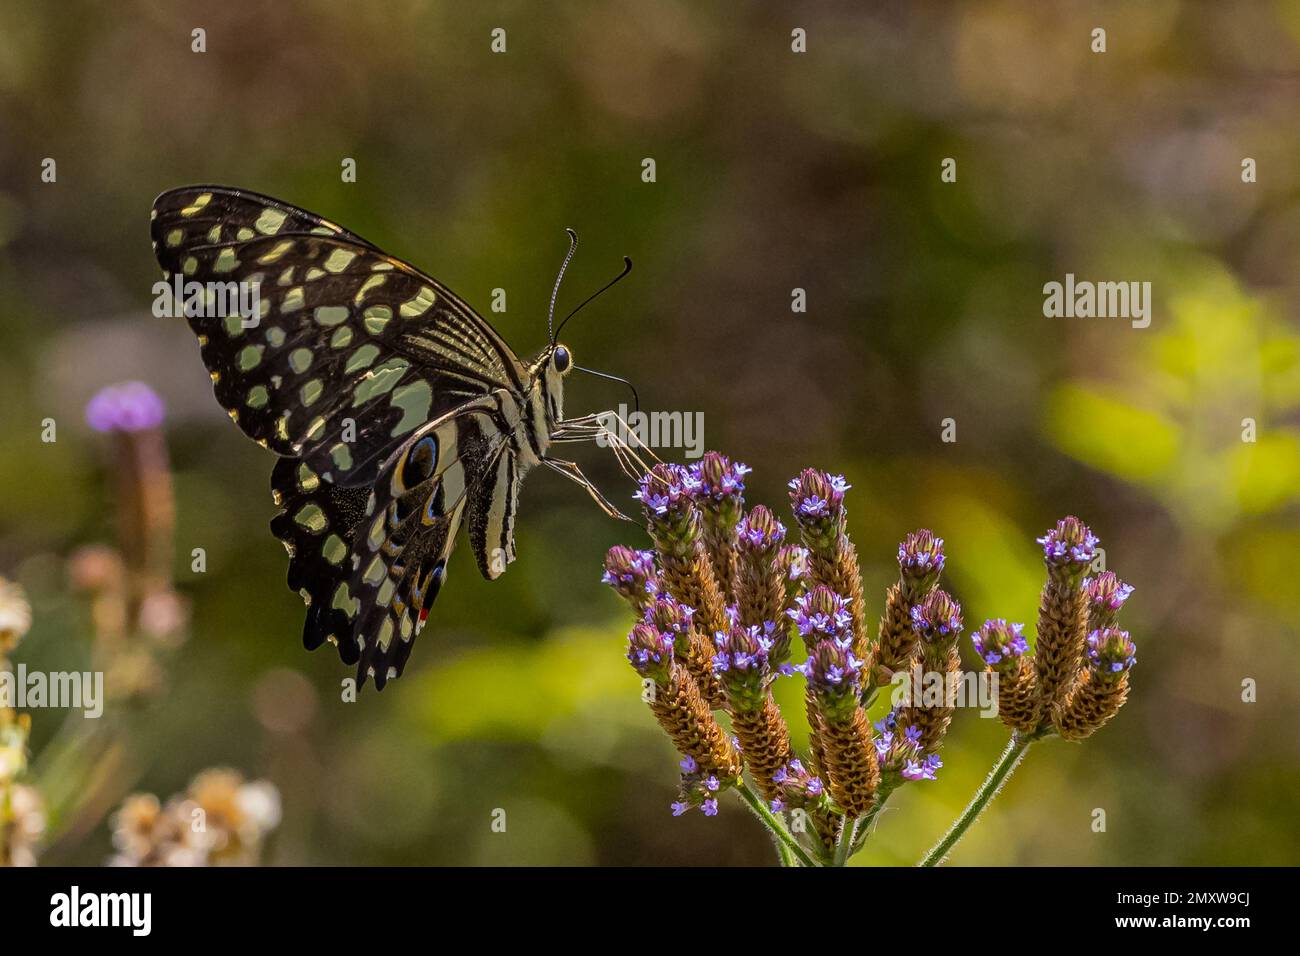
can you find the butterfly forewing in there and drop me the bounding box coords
[154,211,520,480]
[268,456,372,663]
[152,185,382,252]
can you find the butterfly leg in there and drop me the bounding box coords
[542,457,633,522]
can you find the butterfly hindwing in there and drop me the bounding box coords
[349,395,515,688]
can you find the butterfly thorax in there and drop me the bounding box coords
[519,342,572,467]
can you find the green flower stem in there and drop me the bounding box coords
[919,731,1036,866]
[775,837,797,867]
[736,783,819,868]
[833,816,860,866]
[850,778,898,856]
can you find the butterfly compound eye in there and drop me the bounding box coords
[553,345,572,374]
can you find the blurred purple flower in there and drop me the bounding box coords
[86,381,165,433]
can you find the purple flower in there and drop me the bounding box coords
[777,544,809,583]
[689,452,751,502]
[85,381,166,433]
[713,622,776,705]
[874,706,934,774]
[626,622,674,679]
[904,528,946,572]
[788,469,850,538]
[899,528,951,595]
[769,759,826,812]
[798,495,829,517]
[874,734,892,761]
[735,505,786,555]
[701,798,719,817]
[901,760,927,781]
[1086,628,1137,677]
[634,464,699,518]
[972,619,1029,669]
[601,546,657,604]
[801,639,863,699]
[788,586,853,645]
[671,800,689,816]
[910,589,963,646]
[1085,572,1134,627]
[902,753,942,781]
[1037,516,1099,578]
[678,755,697,774]
[644,593,694,643]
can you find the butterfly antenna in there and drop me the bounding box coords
[553,256,632,343]
[574,365,640,414]
[548,228,579,344]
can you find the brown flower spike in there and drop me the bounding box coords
[1033,517,1097,713]
[1055,628,1137,741]
[626,623,742,779]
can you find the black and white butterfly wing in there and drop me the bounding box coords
[152,186,534,685]
[152,185,529,485]
[343,394,517,688]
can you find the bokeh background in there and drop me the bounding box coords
[1,0,1298,865]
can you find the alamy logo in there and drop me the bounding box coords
[152,275,262,328]
[596,403,705,459]
[0,665,103,718]
[49,886,151,936]
[1042,273,1151,329]
[889,665,1000,718]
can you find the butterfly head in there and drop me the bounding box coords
[532,343,574,426]
[552,344,574,376]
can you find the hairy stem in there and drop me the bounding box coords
[775,838,797,867]
[833,816,860,866]
[850,778,898,856]
[918,732,1035,866]
[736,783,819,868]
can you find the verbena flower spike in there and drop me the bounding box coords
[625,622,742,793]
[788,470,868,659]
[689,452,751,599]
[609,454,1141,866]
[1084,572,1135,631]
[1034,517,1098,712]
[635,464,728,706]
[601,546,658,615]
[896,589,964,756]
[973,619,1041,733]
[867,529,944,691]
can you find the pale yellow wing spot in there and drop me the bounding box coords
[354,275,387,304]
[323,248,357,273]
[257,240,295,265]
[399,286,437,318]
[282,287,306,312]
[213,248,240,273]
[254,208,288,235]
[179,192,212,216]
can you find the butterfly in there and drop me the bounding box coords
[151,185,650,690]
